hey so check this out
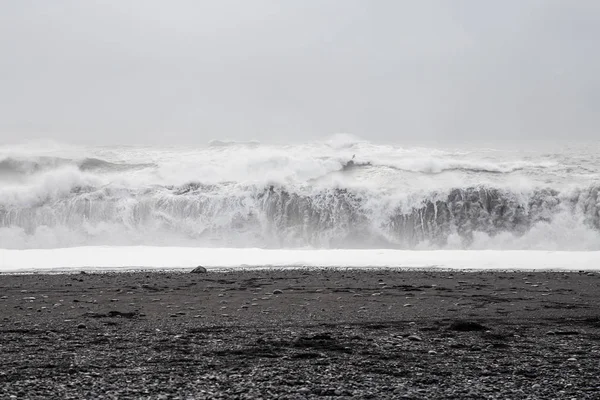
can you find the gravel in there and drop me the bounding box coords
[0,269,598,399]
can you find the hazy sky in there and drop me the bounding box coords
[1,0,599,145]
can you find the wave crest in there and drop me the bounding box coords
[1,182,598,250]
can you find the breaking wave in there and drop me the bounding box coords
[1,181,598,250]
[1,140,598,250]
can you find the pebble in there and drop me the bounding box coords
[273,289,283,294]
[407,335,422,342]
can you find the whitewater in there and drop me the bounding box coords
[1,136,599,271]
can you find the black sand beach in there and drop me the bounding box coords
[1,269,599,399]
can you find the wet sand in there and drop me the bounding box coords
[1,269,599,399]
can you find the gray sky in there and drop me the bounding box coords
[1,0,599,145]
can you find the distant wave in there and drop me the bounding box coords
[78,158,155,172]
[208,140,261,148]
[0,156,155,175]
[343,158,553,175]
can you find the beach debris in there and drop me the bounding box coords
[191,266,207,274]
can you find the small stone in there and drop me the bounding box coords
[372,293,382,296]
[77,323,87,329]
[191,266,207,273]
[407,335,422,342]
[428,350,437,355]
[403,304,412,307]
[273,289,283,294]
[567,357,577,361]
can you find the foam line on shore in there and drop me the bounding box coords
[1,247,599,273]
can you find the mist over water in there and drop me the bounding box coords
[1,136,599,250]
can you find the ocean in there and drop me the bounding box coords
[1,136,599,271]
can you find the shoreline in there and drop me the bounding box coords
[2,266,600,275]
[1,269,599,399]
[3,247,600,273]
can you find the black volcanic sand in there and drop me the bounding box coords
[1,269,599,399]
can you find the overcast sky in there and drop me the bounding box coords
[1,0,599,145]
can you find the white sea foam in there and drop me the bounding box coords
[1,247,599,273]
[0,139,599,250]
